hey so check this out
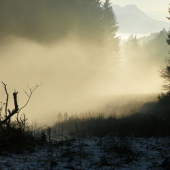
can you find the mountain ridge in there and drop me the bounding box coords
[112,5,170,34]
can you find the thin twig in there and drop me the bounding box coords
[18,83,42,113]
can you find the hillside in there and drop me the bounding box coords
[112,5,170,34]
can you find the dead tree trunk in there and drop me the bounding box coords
[0,91,19,126]
[0,82,42,127]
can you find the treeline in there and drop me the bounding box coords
[0,0,121,77]
[121,29,170,84]
[124,29,169,66]
[0,0,118,46]
[1,0,169,68]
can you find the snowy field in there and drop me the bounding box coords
[0,136,170,170]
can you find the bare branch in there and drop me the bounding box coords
[23,89,29,97]
[18,83,42,113]
[0,82,42,126]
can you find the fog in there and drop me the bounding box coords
[0,35,114,120]
[0,0,165,123]
[0,34,162,122]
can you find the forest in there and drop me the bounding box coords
[1,0,170,169]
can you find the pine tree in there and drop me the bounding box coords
[124,34,139,55]
[122,34,142,72]
[73,0,103,43]
[158,7,170,103]
[102,0,120,67]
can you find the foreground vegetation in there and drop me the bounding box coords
[51,96,170,139]
[1,90,170,154]
[0,82,46,153]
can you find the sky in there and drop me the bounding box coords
[102,0,170,22]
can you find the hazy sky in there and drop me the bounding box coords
[102,0,170,22]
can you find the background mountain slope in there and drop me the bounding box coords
[112,5,170,34]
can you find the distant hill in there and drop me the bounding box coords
[112,5,170,34]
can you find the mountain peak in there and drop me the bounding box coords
[112,4,122,13]
[124,4,138,8]
[112,4,169,34]
[113,4,152,22]
[122,5,141,11]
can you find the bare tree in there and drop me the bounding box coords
[0,82,42,127]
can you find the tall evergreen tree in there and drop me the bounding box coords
[141,29,169,66]
[74,0,103,43]
[122,34,142,72]
[124,34,139,55]
[102,0,120,68]
[157,7,170,104]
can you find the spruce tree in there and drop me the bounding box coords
[158,7,170,104]
[124,34,139,55]
[102,0,120,68]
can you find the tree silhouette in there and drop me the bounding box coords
[102,0,120,68]
[0,82,42,127]
[159,59,170,91]
[159,10,170,92]
[124,34,139,55]
[157,7,170,104]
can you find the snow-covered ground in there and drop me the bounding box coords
[0,136,170,170]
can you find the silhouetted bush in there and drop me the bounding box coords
[0,122,47,154]
[0,82,44,154]
[158,91,170,107]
